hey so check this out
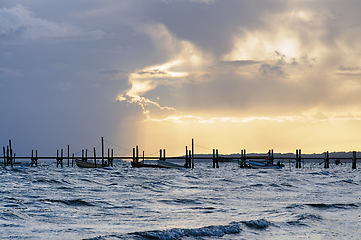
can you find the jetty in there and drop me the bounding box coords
[1,138,358,169]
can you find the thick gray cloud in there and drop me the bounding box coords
[1,0,361,155]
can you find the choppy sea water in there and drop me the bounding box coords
[1,161,360,240]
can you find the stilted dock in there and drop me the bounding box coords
[1,138,358,169]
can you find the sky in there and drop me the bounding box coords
[1,0,361,157]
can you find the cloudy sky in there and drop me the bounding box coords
[1,0,361,157]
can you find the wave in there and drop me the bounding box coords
[287,213,323,226]
[306,203,359,209]
[286,202,359,210]
[128,220,269,240]
[158,198,203,205]
[40,198,94,206]
[242,219,269,229]
[32,179,65,184]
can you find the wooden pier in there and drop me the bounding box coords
[1,138,359,169]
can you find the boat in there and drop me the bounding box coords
[75,159,105,168]
[156,160,185,168]
[246,160,283,169]
[131,161,159,168]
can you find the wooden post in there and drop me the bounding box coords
[31,150,38,167]
[324,151,329,168]
[56,150,59,167]
[213,149,215,168]
[107,148,110,167]
[296,149,302,168]
[163,149,166,161]
[67,145,70,167]
[159,149,162,161]
[111,149,114,167]
[185,146,188,167]
[136,145,139,163]
[56,149,63,167]
[216,149,219,168]
[6,146,9,166]
[189,150,191,168]
[85,149,88,162]
[142,150,144,163]
[133,148,135,163]
[352,151,357,169]
[101,137,104,167]
[94,147,97,168]
[72,153,74,167]
[268,149,274,165]
[3,147,6,166]
[9,140,13,167]
[240,149,246,168]
[82,149,84,161]
[3,147,5,166]
[192,139,194,169]
[31,150,33,166]
[61,149,63,167]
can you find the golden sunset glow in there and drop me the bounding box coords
[2,2,361,157]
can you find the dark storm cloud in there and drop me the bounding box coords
[2,0,361,155]
[259,63,286,77]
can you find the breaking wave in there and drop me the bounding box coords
[128,219,269,240]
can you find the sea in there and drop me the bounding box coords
[1,160,360,239]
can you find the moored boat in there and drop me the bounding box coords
[156,160,184,168]
[131,161,159,168]
[75,159,105,168]
[246,160,283,169]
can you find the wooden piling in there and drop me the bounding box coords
[216,149,219,168]
[56,149,63,167]
[189,150,191,168]
[185,146,191,168]
[6,146,9,166]
[136,145,139,163]
[110,149,114,167]
[3,147,5,166]
[72,153,74,167]
[61,149,63,167]
[268,149,274,164]
[112,149,114,167]
[163,149,166,161]
[192,139,194,169]
[296,149,301,168]
[159,149,163,161]
[324,151,329,168]
[108,148,110,166]
[133,148,136,163]
[352,151,357,169]
[101,137,104,167]
[107,148,114,167]
[8,140,13,167]
[94,147,97,168]
[9,140,13,167]
[67,145,70,167]
[31,150,38,167]
[240,149,246,168]
[213,149,215,168]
